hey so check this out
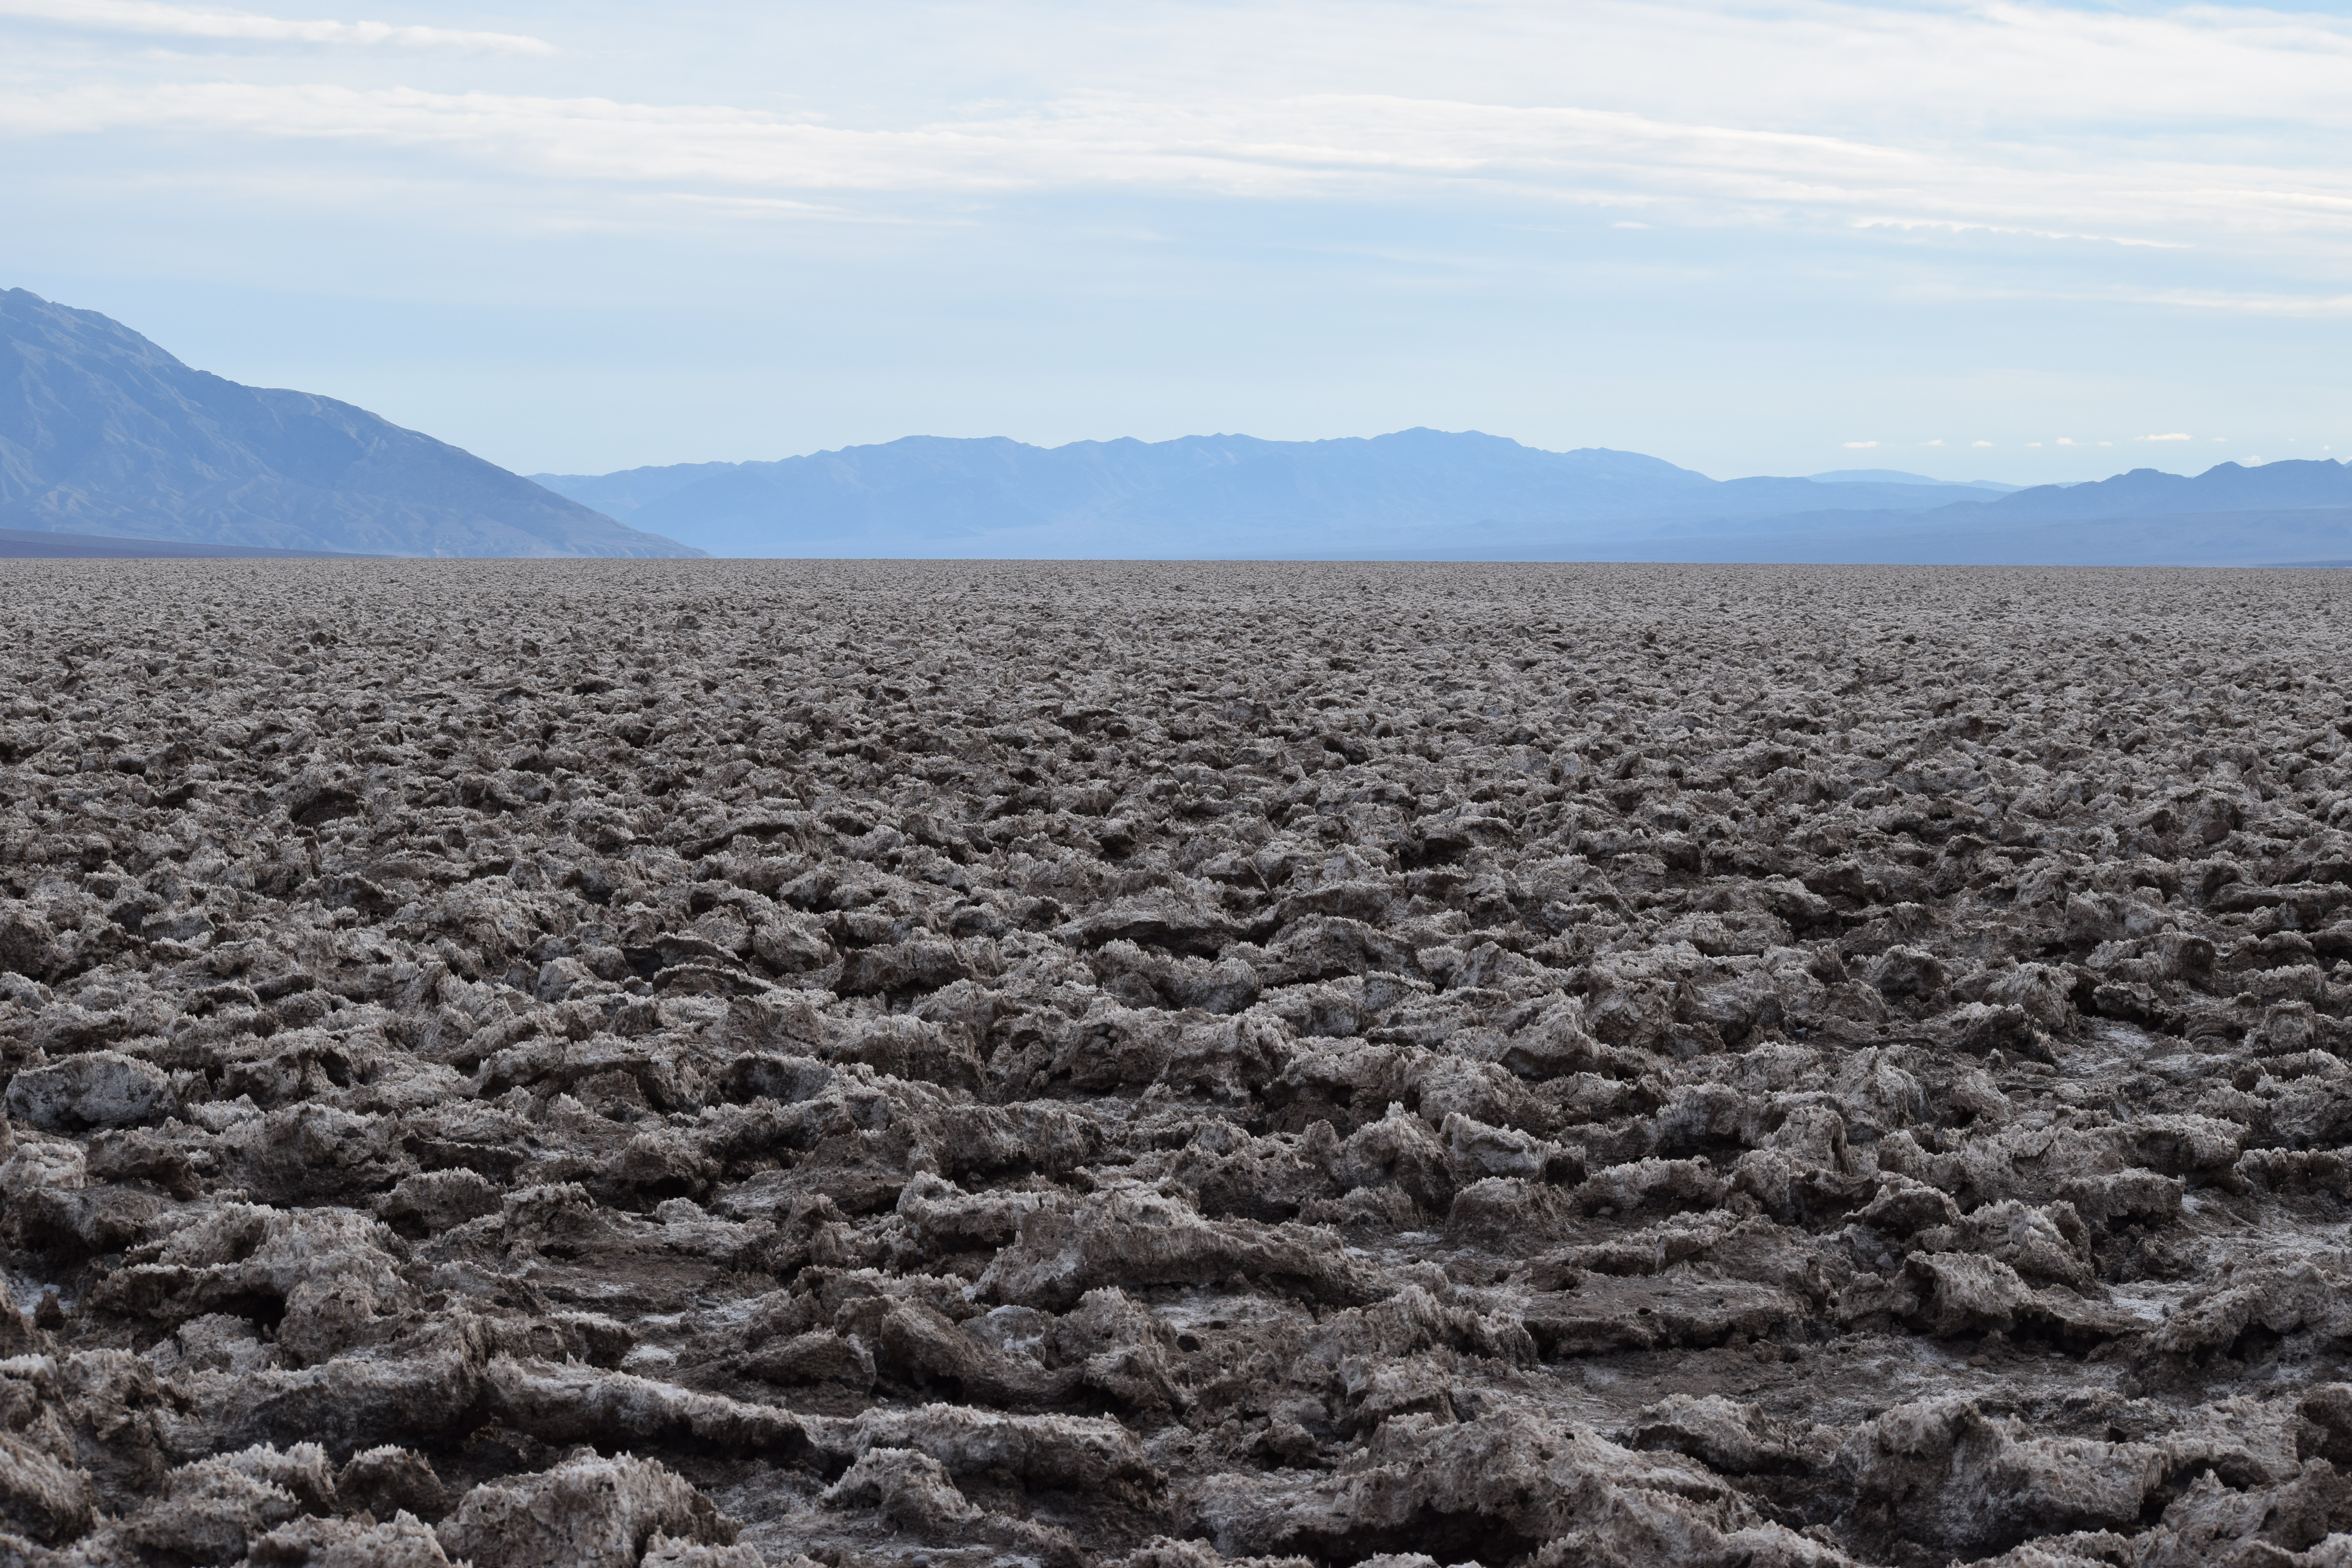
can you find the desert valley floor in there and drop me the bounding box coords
[3,560,2352,1568]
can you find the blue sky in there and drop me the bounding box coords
[3,0,2348,483]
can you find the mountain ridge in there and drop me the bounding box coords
[1976,460,2352,520]
[534,437,2349,562]
[532,430,2007,557]
[1651,459,2352,544]
[2,289,701,558]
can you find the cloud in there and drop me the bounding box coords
[2128,288,2352,318]
[0,0,553,53]
[1850,215,2188,250]
[2056,437,2075,445]
[1924,438,1944,446]
[1842,439,1878,448]
[2141,433,2192,441]
[1972,440,1993,447]
[3,73,2348,269]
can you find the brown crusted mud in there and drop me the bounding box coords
[2,559,2351,1568]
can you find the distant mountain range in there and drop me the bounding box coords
[534,433,2352,565]
[1,289,698,558]
[534,431,2016,558]
[7,284,2343,565]
[1603,461,2352,562]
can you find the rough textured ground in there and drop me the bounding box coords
[2,560,2351,1568]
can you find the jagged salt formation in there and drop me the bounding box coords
[0,560,2350,1568]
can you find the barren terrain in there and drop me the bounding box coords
[4,560,2352,1568]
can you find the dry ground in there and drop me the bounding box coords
[2,561,2351,1568]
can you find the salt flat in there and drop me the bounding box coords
[3,560,2350,1566]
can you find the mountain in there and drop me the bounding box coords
[1978,460,2352,520]
[1,289,699,558]
[1641,459,2352,552]
[530,431,2352,565]
[532,430,2001,557]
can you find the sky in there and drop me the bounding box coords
[2,0,2349,484]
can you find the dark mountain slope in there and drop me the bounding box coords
[1,289,699,558]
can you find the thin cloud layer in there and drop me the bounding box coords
[5,1,2350,280]
[6,78,2349,279]
[0,0,553,53]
